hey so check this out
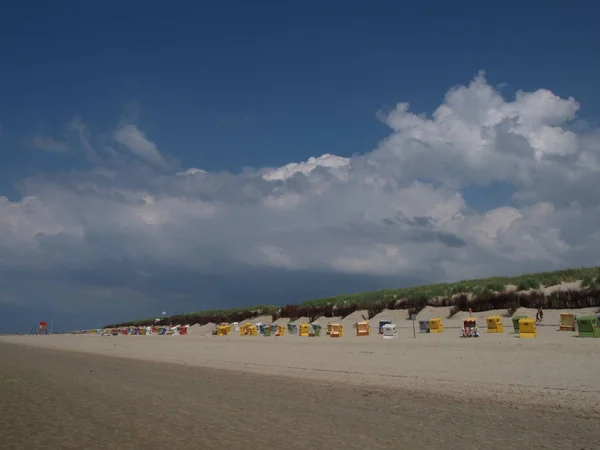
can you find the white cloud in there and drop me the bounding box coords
[261,154,351,181]
[177,168,207,176]
[113,124,167,167]
[29,135,69,153]
[2,71,600,315]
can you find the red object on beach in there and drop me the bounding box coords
[39,321,47,330]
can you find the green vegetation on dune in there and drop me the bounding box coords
[104,266,600,328]
[303,266,600,307]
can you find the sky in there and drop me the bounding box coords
[1,1,599,332]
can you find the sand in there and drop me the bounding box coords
[2,344,598,450]
[2,316,600,449]
[3,323,600,412]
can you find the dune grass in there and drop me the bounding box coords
[104,266,600,328]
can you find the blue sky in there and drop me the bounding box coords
[1,1,599,332]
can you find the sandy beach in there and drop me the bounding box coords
[2,319,600,449]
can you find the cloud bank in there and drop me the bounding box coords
[2,72,600,328]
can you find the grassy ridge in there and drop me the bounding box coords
[104,266,600,328]
[302,267,600,306]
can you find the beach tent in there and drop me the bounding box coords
[382,323,397,339]
[559,313,576,331]
[287,322,298,335]
[512,315,527,333]
[299,323,310,337]
[461,318,476,337]
[379,320,392,334]
[241,323,258,336]
[461,319,479,337]
[518,318,536,338]
[309,322,321,337]
[486,316,504,333]
[356,321,370,336]
[38,321,49,335]
[429,318,444,333]
[329,323,343,337]
[577,316,599,338]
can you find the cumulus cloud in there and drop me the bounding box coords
[261,154,351,181]
[2,71,600,325]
